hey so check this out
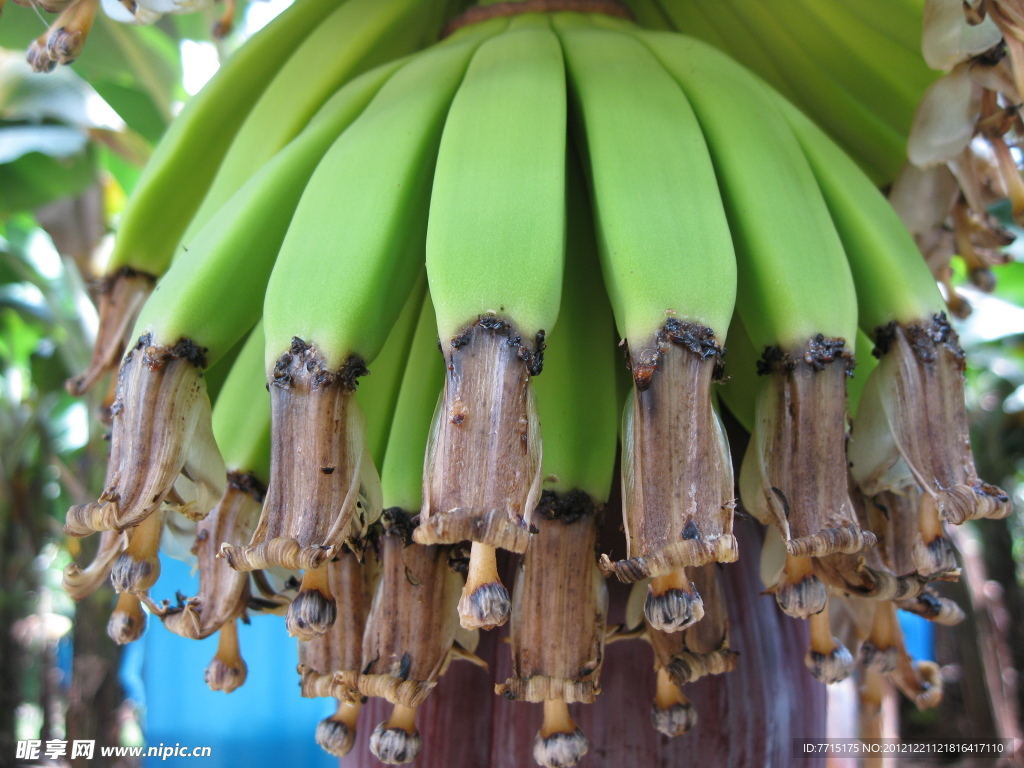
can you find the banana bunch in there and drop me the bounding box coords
[59,2,1012,764]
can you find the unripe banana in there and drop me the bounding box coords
[492,154,615,767]
[555,17,737,636]
[64,60,404,541]
[417,15,567,631]
[181,0,449,246]
[623,25,872,567]
[72,0,346,396]
[222,21,510,642]
[773,94,1010,528]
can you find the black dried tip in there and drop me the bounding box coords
[369,723,422,764]
[204,656,247,693]
[461,315,546,376]
[381,508,418,545]
[533,728,589,768]
[644,587,705,633]
[316,718,356,757]
[805,644,855,685]
[271,338,368,391]
[226,471,268,504]
[535,489,598,525]
[631,320,723,390]
[860,641,898,674]
[110,553,158,594]
[873,313,964,367]
[133,333,208,370]
[459,581,511,630]
[756,335,854,376]
[286,589,337,641]
[775,575,828,619]
[650,702,697,738]
[107,608,146,645]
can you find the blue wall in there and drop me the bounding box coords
[135,555,337,767]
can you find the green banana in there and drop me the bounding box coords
[417,14,566,631]
[492,153,615,767]
[69,0,346,396]
[222,19,510,642]
[356,272,428,470]
[775,96,1009,540]
[181,0,450,246]
[622,25,873,568]
[64,59,405,542]
[556,17,737,635]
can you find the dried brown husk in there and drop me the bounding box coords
[67,268,154,398]
[751,338,873,559]
[602,322,736,584]
[416,318,542,554]
[110,506,164,595]
[348,510,463,707]
[162,476,263,639]
[62,529,126,600]
[297,548,379,701]
[221,340,380,572]
[204,618,247,693]
[867,487,961,581]
[107,590,146,645]
[65,335,224,536]
[851,317,1009,525]
[645,565,738,686]
[813,484,930,601]
[496,496,607,704]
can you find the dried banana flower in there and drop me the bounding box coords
[66,336,224,537]
[602,323,737,632]
[417,319,545,630]
[493,493,605,767]
[62,530,126,601]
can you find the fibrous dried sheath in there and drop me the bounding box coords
[107,591,146,645]
[66,268,154,398]
[65,335,225,536]
[866,488,959,581]
[204,619,247,693]
[813,484,930,601]
[348,510,462,707]
[222,339,380,572]
[850,316,1009,524]
[62,530,126,601]
[416,318,543,554]
[603,321,737,584]
[753,337,874,558]
[297,549,378,701]
[645,564,738,686]
[496,493,607,704]
[162,476,263,639]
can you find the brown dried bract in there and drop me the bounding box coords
[602,322,736,584]
[297,550,379,701]
[65,334,224,536]
[645,565,737,685]
[496,497,606,704]
[851,315,1009,524]
[162,478,263,640]
[416,318,542,554]
[222,339,379,572]
[347,509,462,707]
[751,337,874,559]
[67,268,155,398]
[62,529,126,601]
